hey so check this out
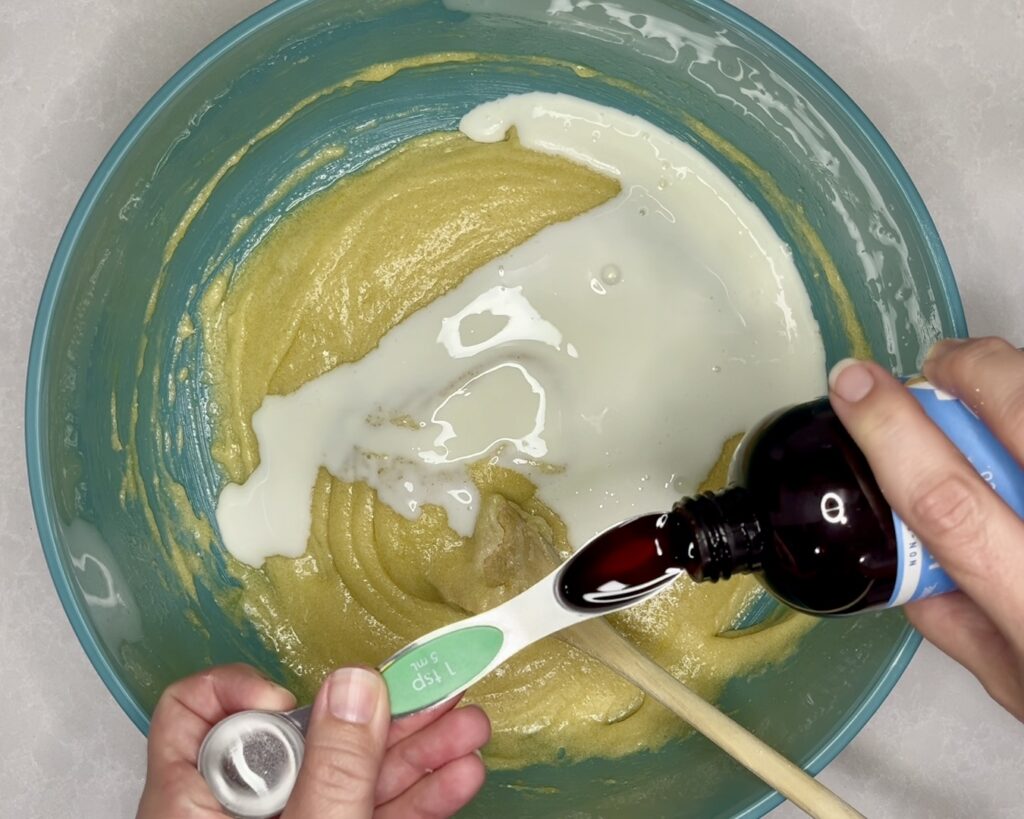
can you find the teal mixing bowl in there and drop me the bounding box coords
[27,1,964,816]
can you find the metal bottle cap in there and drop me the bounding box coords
[197,710,306,819]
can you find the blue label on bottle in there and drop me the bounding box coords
[888,381,1024,606]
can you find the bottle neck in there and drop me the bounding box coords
[672,487,769,582]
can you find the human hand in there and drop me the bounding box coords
[828,337,1024,721]
[136,663,490,818]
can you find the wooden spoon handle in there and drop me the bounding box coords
[561,618,864,819]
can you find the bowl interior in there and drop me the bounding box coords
[28,1,962,817]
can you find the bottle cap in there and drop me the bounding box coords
[197,710,305,819]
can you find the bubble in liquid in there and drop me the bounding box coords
[711,365,722,374]
[600,264,622,286]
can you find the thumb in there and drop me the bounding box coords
[283,667,391,818]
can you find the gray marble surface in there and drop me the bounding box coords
[1,1,1021,817]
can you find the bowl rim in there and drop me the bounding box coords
[24,0,962,814]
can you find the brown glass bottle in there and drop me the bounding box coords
[676,396,900,615]
[557,397,900,616]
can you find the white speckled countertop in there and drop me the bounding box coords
[1,1,1022,817]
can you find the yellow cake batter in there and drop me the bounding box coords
[196,128,814,768]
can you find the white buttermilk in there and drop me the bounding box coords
[216,92,826,567]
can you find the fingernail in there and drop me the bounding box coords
[327,668,380,724]
[271,682,296,700]
[829,358,875,403]
[255,670,294,699]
